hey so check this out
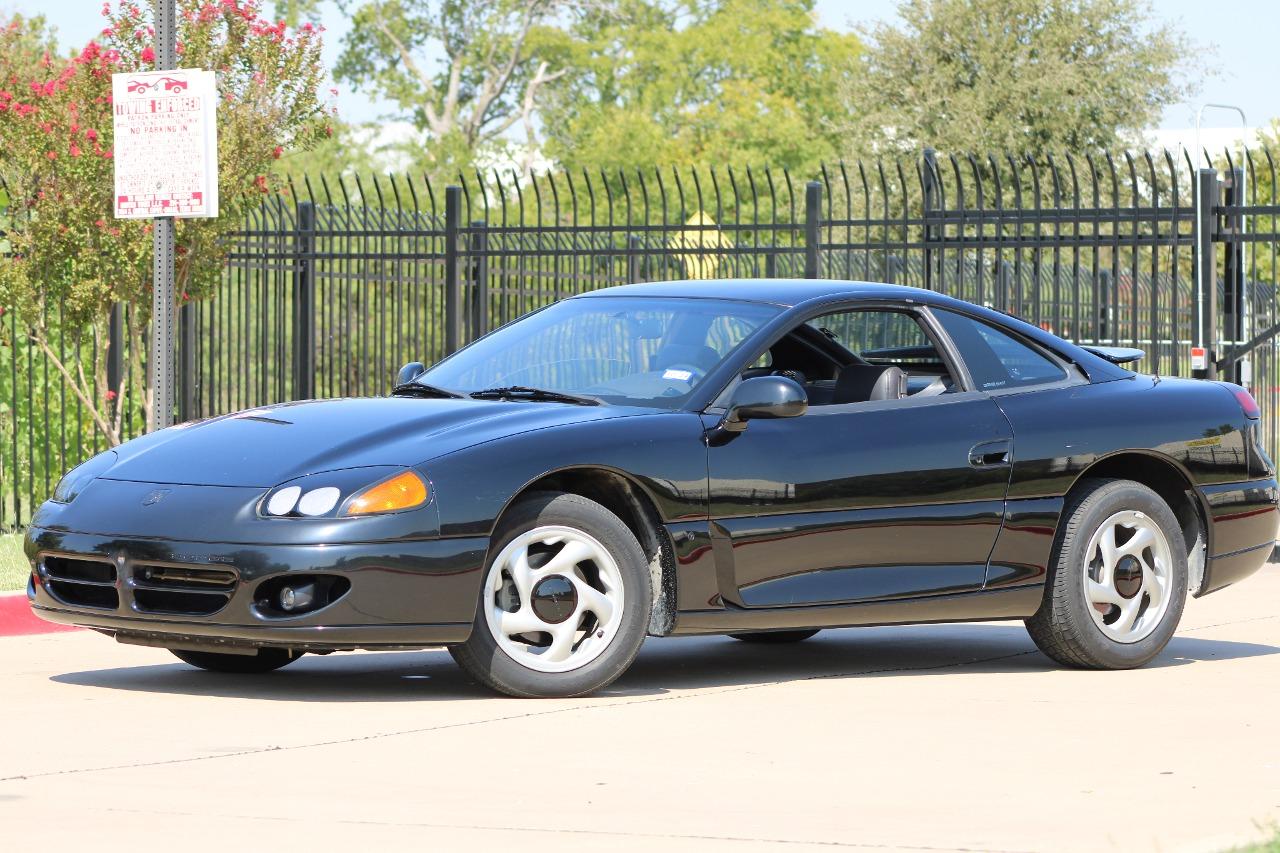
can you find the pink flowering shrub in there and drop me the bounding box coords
[0,1,328,444]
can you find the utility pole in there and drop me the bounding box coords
[148,0,178,431]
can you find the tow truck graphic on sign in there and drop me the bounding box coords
[125,74,188,95]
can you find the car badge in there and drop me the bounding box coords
[141,489,171,507]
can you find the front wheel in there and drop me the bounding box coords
[1026,478,1188,669]
[170,647,301,673]
[448,492,652,698]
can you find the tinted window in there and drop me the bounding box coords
[934,310,1066,390]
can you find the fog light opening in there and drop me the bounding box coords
[256,575,350,618]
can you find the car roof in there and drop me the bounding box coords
[573,278,930,307]
[573,279,1134,383]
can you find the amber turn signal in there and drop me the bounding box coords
[344,471,429,516]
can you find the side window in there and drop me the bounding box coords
[791,309,954,406]
[933,310,1066,391]
[808,311,932,361]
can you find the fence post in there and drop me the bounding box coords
[470,220,489,340]
[996,260,1012,311]
[444,186,462,354]
[1221,168,1246,384]
[804,180,821,279]
[922,148,939,291]
[179,302,194,420]
[1098,269,1112,342]
[627,235,641,283]
[291,200,316,400]
[107,302,124,402]
[1193,169,1219,381]
[765,252,777,279]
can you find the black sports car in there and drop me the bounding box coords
[26,280,1278,697]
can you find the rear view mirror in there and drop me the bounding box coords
[396,361,426,387]
[716,376,807,438]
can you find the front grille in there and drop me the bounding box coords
[131,564,238,616]
[42,556,119,610]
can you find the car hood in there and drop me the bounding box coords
[103,397,643,487]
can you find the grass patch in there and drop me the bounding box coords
[0,532,30,592]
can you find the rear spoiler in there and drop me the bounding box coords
[1079,345,1144,365]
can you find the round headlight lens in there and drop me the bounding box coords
[297,487,341,516]
[266,486,302,516]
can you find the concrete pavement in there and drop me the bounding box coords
[2,566,1278,852]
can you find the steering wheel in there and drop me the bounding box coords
[771,369,807,386]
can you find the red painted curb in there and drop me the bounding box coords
[0,593,80,637]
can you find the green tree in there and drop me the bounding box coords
[0,0,330,446]
[333,0,580,177]
[839,0,1194,157]
[1250,122,1279,286]
[542,0,859,174]
[274,117,380,179]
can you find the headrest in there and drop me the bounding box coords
[833,364,906,404]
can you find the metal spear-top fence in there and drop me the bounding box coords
[1,147,1278,529]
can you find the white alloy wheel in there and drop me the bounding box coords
[482,524,625,673]
[1082,509,1174,644]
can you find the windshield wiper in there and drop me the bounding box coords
[391,382,463,399]
[469,386,600,406]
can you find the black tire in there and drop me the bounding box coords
[1025,478,1188,669]
[729,630,820,644]
[448,492,652,698]
[171,647,301,673]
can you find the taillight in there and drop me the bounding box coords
[1233,387,1261,419]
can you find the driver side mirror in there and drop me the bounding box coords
[715,376,807,439]
[396,361,426,387]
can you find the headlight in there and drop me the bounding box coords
[260,467,430,519]
[52,451,119,503]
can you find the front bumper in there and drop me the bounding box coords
[25,527,489,651]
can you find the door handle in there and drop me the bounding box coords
[969,439,1012,468]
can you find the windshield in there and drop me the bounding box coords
[419,296,780,408]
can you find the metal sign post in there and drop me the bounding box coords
[147,0,178,432]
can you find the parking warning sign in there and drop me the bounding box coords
[112,69,218,219]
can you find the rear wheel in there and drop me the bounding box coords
[448,492,651,698]
[1026,478,1188,669]
[729,630,820,644]
[170,647,301,673]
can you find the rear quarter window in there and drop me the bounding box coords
[934,310,1066,391]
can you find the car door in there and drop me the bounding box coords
[705,306,1014,608]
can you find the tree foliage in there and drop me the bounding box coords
[838,0,1194,157]
[334,0,580,176]
[0,0,330,445]
[541,0,859,175]
[331,0,858,177]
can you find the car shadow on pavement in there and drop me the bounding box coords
[610,624,1279,694]
[48,622,1279,702]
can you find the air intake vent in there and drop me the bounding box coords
[131,564,238,616]
[42,556,119,610]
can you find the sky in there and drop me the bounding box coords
[12,0,1279,137]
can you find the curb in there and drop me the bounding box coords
[0,592,80,637]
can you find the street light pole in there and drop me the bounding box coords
[147,0,178,431]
